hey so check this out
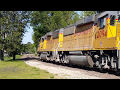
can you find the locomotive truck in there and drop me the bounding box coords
[37,11,120,72]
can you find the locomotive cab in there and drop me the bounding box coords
[94,11,120,50]
[38,36,46,51]
[93,11,120,71]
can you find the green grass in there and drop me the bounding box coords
[4,55,22,61]
[0,55,55,79]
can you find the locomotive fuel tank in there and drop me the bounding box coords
[68,55,94,67]
[69,51,82,55]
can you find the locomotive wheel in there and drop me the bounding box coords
[63,55,69,65]
[99,66,107,73]
[98,65,105,73]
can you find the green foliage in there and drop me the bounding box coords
[80,11,96,18]
[83,11,96,17]
[21,42,35,54]
[0,11,31,60]
[30,11,80,48]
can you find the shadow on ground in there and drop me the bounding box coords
[16,57,40,61]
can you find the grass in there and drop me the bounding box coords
[4,55,22,61]
[0,55,55,79]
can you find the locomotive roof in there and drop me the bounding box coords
[41,35,46,38]
[75,14,96,26]
[64,24,75,29]
[46,31,53,36]
[96,11,119,19]
[75,11,120,27]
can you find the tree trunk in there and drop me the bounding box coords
[0,50,1,60]
[0,50,4,61]
[13,52,16,60]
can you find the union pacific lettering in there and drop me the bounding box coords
[96,30,107,39]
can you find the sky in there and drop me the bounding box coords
[22,11,82,44]
[22,24,34,44]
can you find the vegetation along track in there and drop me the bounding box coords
[24,54,120,79]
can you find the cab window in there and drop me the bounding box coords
[110,15,116,26]
[38,38,41,42]
[118,15,120,22]
[47,36,51,40]
[99,17,104,28]
[99,15,108,29]
[41,38,44,42]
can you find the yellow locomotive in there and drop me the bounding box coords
[37,11,120,72]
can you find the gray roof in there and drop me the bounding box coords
[52,29,59,39]
[41,35,46,39]
[97,11,118,18]
[75,14,96,26]
[96,11,120,20]
[46,32,53,36]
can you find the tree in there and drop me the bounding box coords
[21,42,35,54]
[0,11,9,60]
[30,11,80,48]
[0,11,31,60]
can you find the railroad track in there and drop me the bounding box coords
[23,54,120,79]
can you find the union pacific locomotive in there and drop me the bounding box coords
[37,11,120,72]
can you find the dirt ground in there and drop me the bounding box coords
[23,54,120,79]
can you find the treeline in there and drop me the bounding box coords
[30,11,96,49]
[0,11,31,60]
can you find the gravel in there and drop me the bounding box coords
[23,54,120,79]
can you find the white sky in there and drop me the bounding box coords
[22,24,34,44]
